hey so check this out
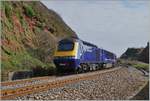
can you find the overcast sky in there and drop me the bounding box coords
[41,0,150,57]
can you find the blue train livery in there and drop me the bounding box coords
[53,37,117,73]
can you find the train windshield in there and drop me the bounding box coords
[58,42,74,51]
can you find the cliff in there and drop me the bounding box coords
[1,1,77,76]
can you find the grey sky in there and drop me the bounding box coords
[41,0,150,57]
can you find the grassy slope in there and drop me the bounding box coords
[1,1,77,80]
[118,59,149,72]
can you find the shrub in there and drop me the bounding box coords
[24,5,35,17]
[4,2,12,18]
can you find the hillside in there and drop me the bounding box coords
[120,48,144,60]
[138,42,149,63]
[1,1,77,80]
[120,43,149,63]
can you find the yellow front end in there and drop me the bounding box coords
[54,42,78,57]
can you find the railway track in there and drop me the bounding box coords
[1,76,57,87]
[1,67,121,100]
[1,76,56,90]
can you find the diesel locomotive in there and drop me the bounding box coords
[53,37,117,73]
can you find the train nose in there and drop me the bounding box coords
[54,59,75,67]
[53,56,80,72]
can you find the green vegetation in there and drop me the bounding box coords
[24,5,35,17]
[119,59,149,72]
[1,1,75,81]
[2,2,13,31]
[4,2,12,18]
[16,10,29,35]
[4,18,13,31]
[37,21,46,30]
[132,63,149,71]
[1,51,55,72]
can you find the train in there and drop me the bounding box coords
[53,37,117,73]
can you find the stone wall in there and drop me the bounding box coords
[8,71,33,80]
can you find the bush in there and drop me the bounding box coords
[24,5,35,17]
[4,2,12,18]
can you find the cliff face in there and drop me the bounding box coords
[120,43,149,63]
[1,1,77,73]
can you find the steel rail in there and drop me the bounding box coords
[1,76,55,86]
[1,67,122,100]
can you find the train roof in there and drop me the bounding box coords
[102,49,116,56]
[82,40,97,48]
[59,37,116,56]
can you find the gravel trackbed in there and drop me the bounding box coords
[15,67,148,100]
